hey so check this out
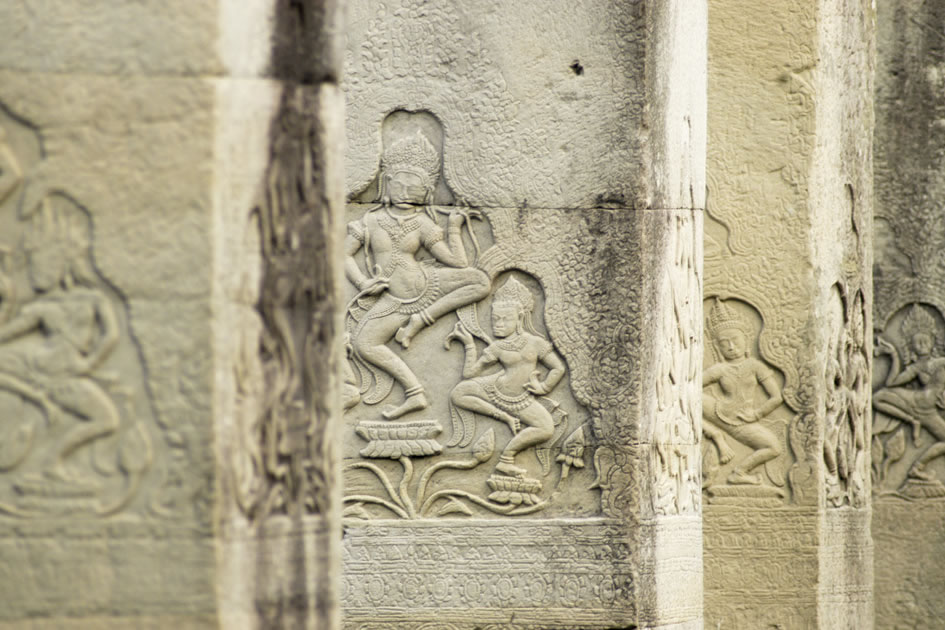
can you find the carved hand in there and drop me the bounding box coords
[444,322,474,349]
[875,337,895,356]
[448,210,467,228]
[736,409,760,424]
[360,277,389,296]
[525,371,549,396]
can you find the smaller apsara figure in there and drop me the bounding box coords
[702,298,784,485]
[446,277,566,479]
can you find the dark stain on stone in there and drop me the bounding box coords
[270,0,340,84]
[570,59,585,75]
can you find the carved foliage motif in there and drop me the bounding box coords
[873,302,945,499]
[344,0,532,206]
[0,113,168,519]
[233,89,336,521]
[652,212,702,516]
[344,1,647,210]
[343,112,596,519]
[824,284,870,507]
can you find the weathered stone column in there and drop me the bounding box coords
[340,1,704,629]
[872,2,945,627]
[705,0,874,627]
[0,2,344,628]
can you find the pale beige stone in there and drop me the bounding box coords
[0,0,343,82]
[341,1,705,628]
[344,0,704,212]
[0,2,345,628]
[706,0,874,627]
[873,1,945,627]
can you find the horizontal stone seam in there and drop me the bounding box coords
[0,67,340,87]
[345,202,705,213]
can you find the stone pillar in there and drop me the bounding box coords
[872,2,945,627]
[0,1,344,628]
[705,0,874,627]
[340,1,704,629]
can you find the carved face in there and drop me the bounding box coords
[388,170,428,206]
[28,245,67,292]
[715,329,747,361]
[912,332,933,356]
[492,303,521,338]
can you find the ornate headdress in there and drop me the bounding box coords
[24,194,96,288]
[493,276,540,335]
[901,303,938,344]
[706,298,750,339]
[380,130,440,190]
[493,277,534,312]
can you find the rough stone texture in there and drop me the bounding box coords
[873,2,945,628]
[341,1,705,628]
[0,1,344,628]
[705,0,874,627]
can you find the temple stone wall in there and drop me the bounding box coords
[873,1,945,627]
[0,2,344,628]
[705,0,874,627]
[340,1,705,628]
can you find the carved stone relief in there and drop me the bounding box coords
[344,0,649,210]
[0,111,165,519]
[342,111,596,519]
[652,211,702,516]
[872,302,945,499]
[701,296,791,505]
[824,284,870,507]
[232,88,336,521]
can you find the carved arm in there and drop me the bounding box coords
[428,212,469,268]
[79,294,120,374]
[527,351,565,396]
[0,305,41,344]
[756,374,783,419]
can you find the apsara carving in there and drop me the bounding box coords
[702,296,789,505]
[343,111,594,518]
[0,116,164,519]
[873,302,945,499]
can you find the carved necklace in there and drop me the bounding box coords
[382,207,420,231]
[495,333,527,352]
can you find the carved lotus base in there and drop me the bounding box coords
[706,482,785,506]
[487,473,542,505]
[899,476,945,499]
[356,420,443,459]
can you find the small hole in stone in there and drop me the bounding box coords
[570,60,584,75]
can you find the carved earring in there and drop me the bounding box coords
[380,174,391,206]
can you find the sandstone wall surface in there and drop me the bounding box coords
[0,2,345,628]
[341,1,705,628]
[706,0,874,627]
[873,2,945,628]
